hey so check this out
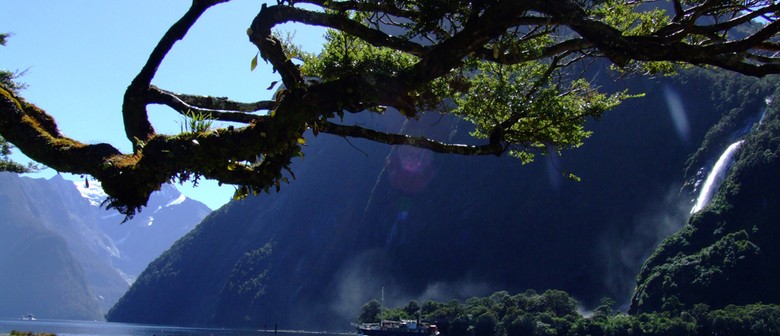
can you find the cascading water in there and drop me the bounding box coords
[689,102,770,214]
[690,140,744,214]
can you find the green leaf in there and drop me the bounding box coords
[250,53,259,71]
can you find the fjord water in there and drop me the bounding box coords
[0,319,346,336]
[0,319,247,336]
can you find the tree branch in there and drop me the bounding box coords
[406,0,531,85]
[146,86,272,123]
[249,5,428,57]
[474,38,594,65]
[5,0,780,216]
[318,121,504,156]
[682,3,780,36]
[123,0,231,148]
[1,85,294,218]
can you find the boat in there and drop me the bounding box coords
[20,313,36,321]
[356,320,439,336]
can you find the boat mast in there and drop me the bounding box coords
[379,286,385,322]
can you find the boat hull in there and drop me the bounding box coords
[359,328,433,336]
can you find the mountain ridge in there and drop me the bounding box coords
[0,172,211,319]
[631,84,780,313]
[105,69,769,330]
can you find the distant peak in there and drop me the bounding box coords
[73,178,108,207]
[165,193,187,208]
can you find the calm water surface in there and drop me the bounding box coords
[0,319,348,336]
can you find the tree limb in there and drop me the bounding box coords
[123,0,231,148]
[4,0,780,216]
[146,86,272,123]
[318,121,505,156]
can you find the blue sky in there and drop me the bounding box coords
[1,0,325,209]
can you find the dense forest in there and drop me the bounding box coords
[359,291,780,336]
[103,63,780,330]
[354,76,780,336]
[631,83,780,315]
[6,0,777,329]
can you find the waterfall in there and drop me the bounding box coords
[690,140,744,214]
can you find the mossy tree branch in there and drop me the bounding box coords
[123,0,233,149]
[3,0,780,216]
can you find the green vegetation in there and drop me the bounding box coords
[3,2,780,215]
[213,242,274,324]
[360,291,780,336]
[631,86,780,314]
[1,135,34,173]
[0,33,27,94]
[8,331,55,336]
[179,110,214,135]
[1,33,38,173]
[681,70,780,185]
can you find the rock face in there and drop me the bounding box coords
[630,89,780,314]
[106,71,771,330]
[0,173,210,319]
[0,195,102,320]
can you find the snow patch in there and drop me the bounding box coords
[73,179,108,207]
[104,243,122,259]
[165,193,187,208]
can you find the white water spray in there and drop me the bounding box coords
[690,140,744,214]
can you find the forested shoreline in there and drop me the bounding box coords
[358,290,780,336]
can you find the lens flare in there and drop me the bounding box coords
[663,86,691,143]
[386,146,435,194]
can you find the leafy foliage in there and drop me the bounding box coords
[1,136,34,173]
[0,33,28,94]
[359,299,384,323]
[301,29,418,83]
[301,18,637,164]
[179,110,214,134]
[452,60,634,163]
[4,1,780,215]
[0,33,37,173]
[362,291,780,336]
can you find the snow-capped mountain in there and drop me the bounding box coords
[73,178,109,207]
[80,178,213,281]
[0,172,212,319]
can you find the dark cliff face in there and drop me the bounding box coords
[107,70,763,330]
[630,87,780,314]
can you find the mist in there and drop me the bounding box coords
[597,184,691,310]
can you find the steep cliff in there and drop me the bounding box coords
[631,85,780,314]
[0,173,210,318]
[0,173,104,320]
[0,223,103,320]
[107,70,768,330]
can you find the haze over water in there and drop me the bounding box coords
[0,319,350,336]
